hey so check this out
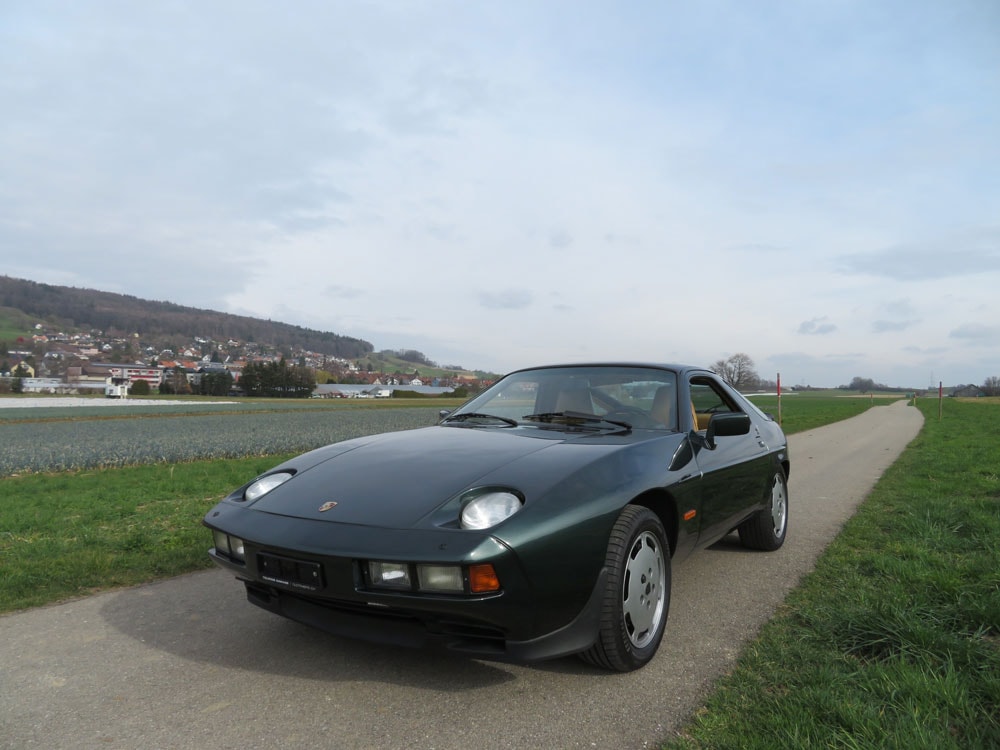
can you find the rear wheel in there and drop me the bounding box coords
[580,505,670,671]
[739,469,788,551]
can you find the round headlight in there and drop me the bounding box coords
[460,491,523,530]
[244,471,294,502]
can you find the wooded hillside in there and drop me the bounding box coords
[0,276,373,359]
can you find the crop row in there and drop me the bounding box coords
[0,408,443,477]
[0,399,440,422]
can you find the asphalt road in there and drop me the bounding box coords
[0,400,924,750]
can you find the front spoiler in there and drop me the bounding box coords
[237,566,608,663]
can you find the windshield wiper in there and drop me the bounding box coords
[521,411,632,431]
[441,412,518,427]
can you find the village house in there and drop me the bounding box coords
[950,384,986,398]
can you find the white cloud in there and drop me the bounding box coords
[872,320,918,333]
[838,227,1000,281]
[798,318,838,336]
[479,290,534,311]
[950,323,1000,345]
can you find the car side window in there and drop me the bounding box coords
[689,378,741,431]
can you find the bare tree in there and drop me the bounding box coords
[710,353,759,390]
[983,376,1000,397]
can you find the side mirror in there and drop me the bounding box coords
[438,409,452,421]
[704,412,751,449]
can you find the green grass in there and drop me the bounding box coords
[0,307,35,342]
[750,393,895,434]
[663,398,1000,749]
[0,455,297,611]
[351,351,498,380]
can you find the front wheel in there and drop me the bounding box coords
[738,469,788,551]
[580,505,671,671]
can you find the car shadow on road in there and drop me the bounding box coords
[97,568,565,688]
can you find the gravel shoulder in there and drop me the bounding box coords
[0,401,924,750]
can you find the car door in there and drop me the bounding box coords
[689,375,773,545]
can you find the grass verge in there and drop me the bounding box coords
[0,454,296,612]
[663,398,1000,749]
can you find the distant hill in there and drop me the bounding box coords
[0,275,373,359]
[351,350,498,382]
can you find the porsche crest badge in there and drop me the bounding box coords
[317,501,338,512]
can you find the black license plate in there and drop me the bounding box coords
[257,552,324,591]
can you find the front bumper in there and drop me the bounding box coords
[233,568,607,662]
[205,506,606,662]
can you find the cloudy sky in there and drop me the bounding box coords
[2,1,998,387]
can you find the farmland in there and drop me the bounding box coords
[0,392,902,477]
[0,398,460,477]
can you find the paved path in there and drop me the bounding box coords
[0,401,924,750]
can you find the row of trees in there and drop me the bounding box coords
[841,376,893,393]
[156,370,235,396]
[238,359,315,398]
[711,353,1000,396]
[389,349,437,367]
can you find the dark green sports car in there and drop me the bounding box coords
[204,363,789,671]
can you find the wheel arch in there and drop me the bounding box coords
[627,488,679,557]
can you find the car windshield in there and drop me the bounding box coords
[450,365,680,430]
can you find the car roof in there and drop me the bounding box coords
[507,362,714,377]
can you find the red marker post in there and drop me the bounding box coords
[777,372,782,426]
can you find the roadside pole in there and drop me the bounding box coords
[777,372,782,426]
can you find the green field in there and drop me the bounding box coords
[749,391,901,433]
[350,351,498,380]
[0,308,35,343]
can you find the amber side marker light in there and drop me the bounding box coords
[683,509,697,521]
[469,563,501,593]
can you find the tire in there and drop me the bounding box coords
[580,505,671,671]
[738,469,789,551]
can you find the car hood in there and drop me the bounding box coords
[246,424,653,528]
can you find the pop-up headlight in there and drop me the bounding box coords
[243,471,294,502]
[460,491,523,530]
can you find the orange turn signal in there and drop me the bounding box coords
[683,509,697,521]
[469,563,501,593]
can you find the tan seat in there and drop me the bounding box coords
[652,386,700,430]
[650,386,675,428]
[555,383,593,413]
